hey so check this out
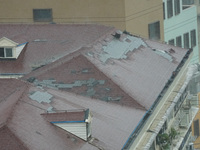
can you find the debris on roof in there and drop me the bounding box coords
[153,49,173,62]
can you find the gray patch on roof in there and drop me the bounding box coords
[29,91,53,103]
[47,106,55,112]
[100,35,147,63]
[153,49,173,62]
[100,96,121,102]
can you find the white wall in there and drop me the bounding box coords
[164,1,199,64]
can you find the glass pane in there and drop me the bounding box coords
[176,36,182,47]
[174,0,180,15]
[167,0,173,18]
[168,39,174,45]
[0,48,4,57]
[5,48,12,57]
[184,33,189,49]
[148,21,160,40]
[191,29,196,47]
[33,9,52,22]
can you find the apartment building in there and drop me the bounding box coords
[163,0,199,64]
[0,0,164,41]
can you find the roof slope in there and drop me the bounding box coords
[0,24,114,74]
[5,82,145,150]
[83,33,187,109]
[23,30,188,109]
[0,126,28,150]
[24,53,145,109]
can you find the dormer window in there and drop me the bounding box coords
[0,47,13,58]
[0,37,27,59]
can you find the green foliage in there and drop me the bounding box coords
[157,127,179,150]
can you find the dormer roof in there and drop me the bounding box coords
[41,109,92,141]
[0,37,18,47]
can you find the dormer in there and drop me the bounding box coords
[41,109,92,141]
[0,37,27,59]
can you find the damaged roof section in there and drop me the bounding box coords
[25,54,145,110]
[100,34,147,63]
[0,24,114,74]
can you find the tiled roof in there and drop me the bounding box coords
[0,24,189,150]
[0,24,114,74]
[24,54,145,109]
[0,126,28,150]
[3,81,145,150]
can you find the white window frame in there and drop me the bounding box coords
[0,47,13,58]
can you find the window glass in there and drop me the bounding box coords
[174,0,180,15]
[148,21,160,40]
[184,33,189,49]
[167,0,173,18]
[194,119,199,137]
[163,2,165,19]
[5,48,12,57]
[191,29,196,47]
[168,39,174,45]
[183,0,194,5]
[176,36,182,47]
[33,9,52,22]
[0,48,4,57]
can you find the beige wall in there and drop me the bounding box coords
[0,0,164,40]
[125,0,164,40]
[192,93,200,149]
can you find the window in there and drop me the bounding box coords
[0,47,13,58]
[163,2,165,19]
[33,9,52,22]
[168,39,175,45]
[148,21,160,40]
[174,0,180,15]
[176,36,182,47]
[194,119,199,137]
[167,0,173,18]
[190,29,196,47]
[184,32,189,49]
[183,0,194,5]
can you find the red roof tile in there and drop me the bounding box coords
[0,24,114,74]
[0,126,28,150]
[24,54,145,110]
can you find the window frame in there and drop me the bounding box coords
[174,0,180,15]
[33,9,53,22]
[148,21,160,40]
[190,29,196,48]
[0,47,13,58]
[167,0,173,18]
[184,32,190,49]
[168,39,175,46]
[176,36,182,47]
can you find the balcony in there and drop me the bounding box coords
[171,105,198,149]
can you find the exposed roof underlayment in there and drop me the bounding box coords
[100,36,147,63]
[143,64,198,149]
[29,91,53,103]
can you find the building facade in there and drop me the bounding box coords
[0,0,164,41]
[123,52,199,149]
[163,0,199,64]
